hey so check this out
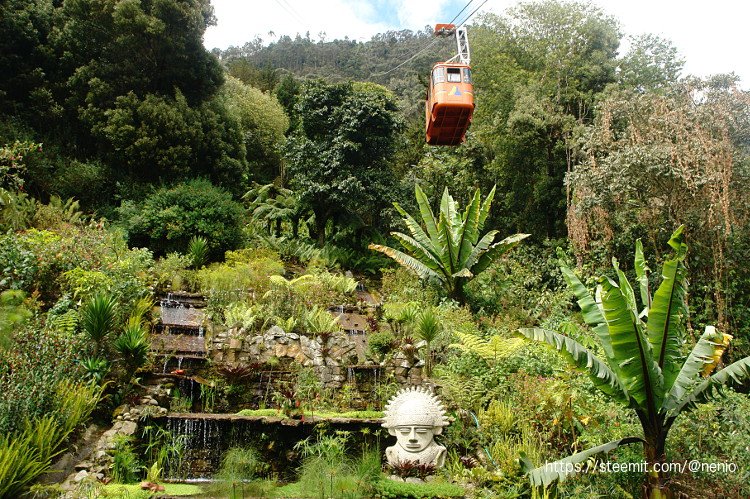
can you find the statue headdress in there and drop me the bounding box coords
[382,386,449,430]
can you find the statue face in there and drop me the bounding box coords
[394,425,435,453]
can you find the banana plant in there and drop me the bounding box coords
[369,184,529,302]
[517,226,750,498]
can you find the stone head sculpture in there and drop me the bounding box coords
[382,386,449,469]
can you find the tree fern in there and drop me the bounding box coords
[450,330,524,366]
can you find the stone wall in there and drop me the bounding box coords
[209,325,423,391]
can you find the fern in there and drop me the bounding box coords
[450,331,524,366]
[51,309,78,335]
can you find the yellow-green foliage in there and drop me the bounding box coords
[450,331,524,365]
[0,382,100,497]
[479,400,516,438]
[196,249,285,314]
[304,305,342,334]
[490,427,545,476]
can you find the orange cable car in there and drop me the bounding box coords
[426,24,474,146]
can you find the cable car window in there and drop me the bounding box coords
[463,68,473,84]
[447,68,461,82]
[433,68,445,83]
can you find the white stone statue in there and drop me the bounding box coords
[382,386,449,469]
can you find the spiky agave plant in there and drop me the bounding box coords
[517,226,750,498]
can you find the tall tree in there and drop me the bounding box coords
[284,79,402,246]
[220,76,289,183]
[470,1,621,238]
[569,76,750,352]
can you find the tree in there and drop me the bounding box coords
[568,77,750,343]
[470,1,621,237]
[220,76,289,183]
[370,184,529,303]
[284,79,402,246]
[518,226,750,497]
[0,0,55,118]
[244,183,305,238]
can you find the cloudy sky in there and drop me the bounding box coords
[204,0,749,87]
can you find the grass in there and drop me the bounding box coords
[276,478,466,499]
[235,408,383,419]
[374,478,466,498]
[101,482,203,497]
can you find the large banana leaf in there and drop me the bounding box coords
[414,184,440,249]
[436,210,457,275]
[600,277,662,412]
[667,356,750,417]
[472,233,530,274]
[440,188,462,249]
[559,265,613,358]
[663,326,729,412]
[634,240,651,314]
[528,437,643,487]
[368,244,442,282]
[390,232,444,276]
[463,230,500,270]
[393,202,435,254]
[477,184,496,231]
[456,189,482,265]
[646,229,688,392]
[518,327,629,404]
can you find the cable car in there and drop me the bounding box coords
[426,24,474,146]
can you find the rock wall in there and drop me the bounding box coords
[209,326,423,391]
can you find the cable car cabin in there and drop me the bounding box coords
[425,62,474,146]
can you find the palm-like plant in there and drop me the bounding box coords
[188,236,209,269]
[369,185,529,302]
[244,183,306,238]
[414,307,441,377]
[517,226,750,498]
[80,293,118,356]
[114,323,150,372]
[304,306,342,335]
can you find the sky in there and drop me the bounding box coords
[204,0,749,87]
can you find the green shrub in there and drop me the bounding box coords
[79,293,118,356]
[218,447,261,481]
[196,249,285,320]
[187,236,209,269]
[0,232,37,291]
[293,433,380,499]
[0,290,32,350]
[0,322,88,434]
[373,478,465,498]
[367,330,396,361]
[152,252,192,293]
[118,179,245,261]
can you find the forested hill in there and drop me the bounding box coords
[214,29,455,90]
[213,28,456,120]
